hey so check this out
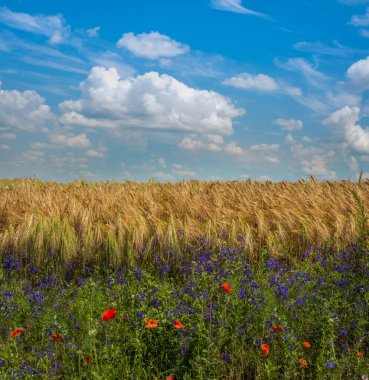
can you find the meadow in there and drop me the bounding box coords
[0,177,369,379]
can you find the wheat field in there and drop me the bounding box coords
[0,177,368,267]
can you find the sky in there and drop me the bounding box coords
[1,0,369,182]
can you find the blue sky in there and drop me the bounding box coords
[1,0,369,182]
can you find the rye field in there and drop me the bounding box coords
[0,177,369,379]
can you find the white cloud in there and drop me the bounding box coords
[250,143,279,152]
[324,106,369,154]
[275,58,328,88]
[273,118,303,131]
[158,157,167,168]
[87,26,100,37]
[0,88,53,132]
[325,91,361,108]
[86,149,105,158]
[211,0,265,17]
[59,67,244,135]
[258,175,273,182]
[205,134,224,145]
[117,31,189,59]
[49,133,91,148]
[22,150,45,163]
[0,7,70,44]
[291,143,336,179]
[0,144,10,150]
[347,56,369,88]
[172,168,197,177]
[91,51,135,78]
[285,133,296,144]
[351,7,369,25]
[0,132,16,139]
[222,73,279,92]
[293,41,355,57]
[224,142,244,155]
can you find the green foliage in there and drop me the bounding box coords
[0,241,369,378]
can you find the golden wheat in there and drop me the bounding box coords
[0,177,368,266]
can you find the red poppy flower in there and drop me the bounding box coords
[166,376,175,380]
[303,341,311,348]
[261,343,270,356]
[221,283,232,293]
[299,358,307,366]
[145,319,158,328]
[102,309,117,321]
[272,325,283,332]
[11,328,24,337]
[173,320,185,329]
[51,333,63,341]
[84,355,91,365]
[358,352,364,357]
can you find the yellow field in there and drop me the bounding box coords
[0,177,368,266]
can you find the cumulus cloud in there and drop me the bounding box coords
[211,0,265,17]
[250,143,279,152]
[291,143,336,179]
[273,118,303,131]
[59,66,244,135]
[222,73,279,92]
[347,56,369,88]
[0,88,53,132]
[49,133,91,148]
[117,31,189,59]
[324,106,369,154]
[178,136,222,152]
[0,7,70,44]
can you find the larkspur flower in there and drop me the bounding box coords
[102,309,117,321]
[326,360,335,369]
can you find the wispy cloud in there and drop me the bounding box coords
[274,58,329,89]
[0,7,70,44]
[293,40,361,57]
[211,0,266,17]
